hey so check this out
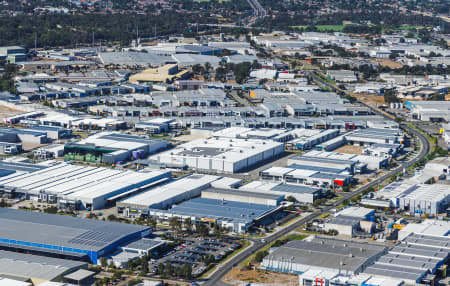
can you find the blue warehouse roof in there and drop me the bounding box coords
[0,208,151,262]
[155,198,278,225]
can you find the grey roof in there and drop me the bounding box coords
[377,254,437,271]
[203,188,283,200]
[271,184,321,194]
[0,250,86,280]
[64,269,95,281]
[99,133,165,145]
[0,208,150,252]
[122,238,165,251]
[0,161,48,173]
[404,233,450,249]
[265,237,386,273]
[389,243,448,260]
[327,216,360,226]
[290,155,355,165]
[99,52,172,66]
[287,163,346,174]
[363,263,426,282]
[157,197,277,224]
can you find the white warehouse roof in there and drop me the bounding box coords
[118,174,220,209]
[0,162,171,209]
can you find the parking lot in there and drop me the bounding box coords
[152,236,242,277]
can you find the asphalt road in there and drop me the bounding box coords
[202,73,431,286]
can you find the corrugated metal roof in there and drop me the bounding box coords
[0,208,150,252]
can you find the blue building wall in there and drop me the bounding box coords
[0,227,151,264]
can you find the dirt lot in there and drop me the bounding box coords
[223,268,299,286]
[355,93,385,106]
[173,133,210,142]
[334,145,364,155]
[373,59,403,69]
[0,106,23,121]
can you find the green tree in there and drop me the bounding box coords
[286,195,296,203]
[100,257,108,267]
[196,223,209,236]
[254,250,268,262]
[184,217,193,232]
[147,217,157,229]
[169,216,182,233]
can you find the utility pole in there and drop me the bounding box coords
[34,33,37,52]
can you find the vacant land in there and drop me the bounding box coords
[335,145,364,155]
[0,105,23,121]
[374,59,403,69]
[223,268,299,286]
[356,93,386,106]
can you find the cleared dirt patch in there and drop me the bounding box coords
[373,59,403,69]
[356,93,386,106]
[334,144,364,154]
[0,106,23,121]
[223,267,299,286]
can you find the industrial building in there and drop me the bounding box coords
[110,238,166,268]
[211,127,294,142]
[316,128,404,151]
[334,206,375,220]
[261,237,387,275]
[406,100,450,122]
[324,207,376,237]
[210,127,339,146]
[24,125,71,140]
[240,181,326,204]
[324,216,362,237]
[152,137,284,173]
[117,174,284,233]
[260,164,353,189]
[0,162,171,210]
[397,220,450,241]
[0,250,88,285]
[285,129,340,150]
[0,208,152,264]
[361,229,450,285]
[149,198,282,233]
[117,174,221,217]
[344,128,404,146]
[134,118,176,134]
[361,182,450,215]
[201,188,283,206]
[288,154,357,174]
[363,143,403,158]
[298,271,403,286]
[64,132,169,164]
[0,127,48,146]
[305,150,389,171]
